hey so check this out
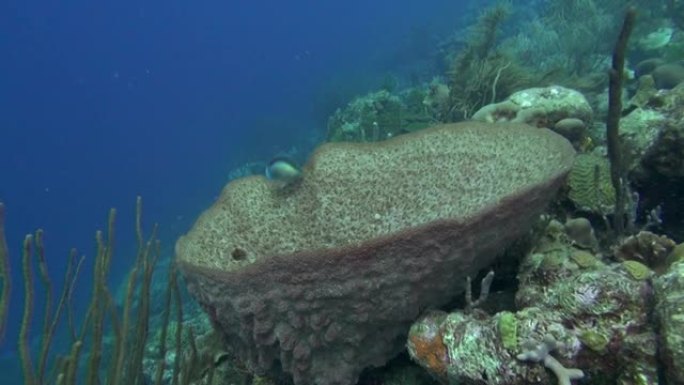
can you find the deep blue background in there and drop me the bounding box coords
[0,0,469,379]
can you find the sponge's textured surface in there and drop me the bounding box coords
[176,122,575,385]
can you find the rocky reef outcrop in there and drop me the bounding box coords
[408,220,661,385]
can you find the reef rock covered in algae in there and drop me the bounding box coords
[409,219,659,385]
[175,122,574,385]
[654,260,684,384]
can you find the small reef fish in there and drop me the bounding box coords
[265,157,302,186]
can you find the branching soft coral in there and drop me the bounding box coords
[517,335,584,385]
[445,4,536,120]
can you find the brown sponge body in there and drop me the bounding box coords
[176,122,575,385]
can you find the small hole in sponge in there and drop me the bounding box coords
[231,247,247,261]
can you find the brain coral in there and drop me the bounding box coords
[176,122,575,385]
[567,153,616,215]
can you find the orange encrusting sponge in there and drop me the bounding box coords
[408,324,449,380]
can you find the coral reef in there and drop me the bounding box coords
[326,90,404,142]
[652,63,684,89]
[620,63,684,178]
[654,260,684,385]
[562,217,600,251]
[503,0,625,76]
[176,122,575,385]
[632,83,684,177]
[566,153,616,216]
[409,219,659,385]
[326,80,453,143]
[444,4,537,120]
[472,86,593,147]
[620,79,684,237]
[637,27,675,52]
[613,230,676,270]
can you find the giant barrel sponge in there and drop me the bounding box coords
[176,122,575,385]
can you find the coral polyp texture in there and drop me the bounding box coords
[175,122,575,385]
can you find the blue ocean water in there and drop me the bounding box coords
[0,0,471,382]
